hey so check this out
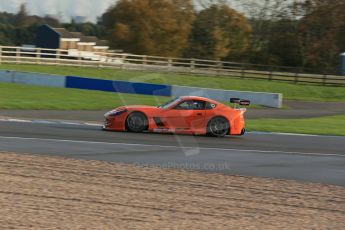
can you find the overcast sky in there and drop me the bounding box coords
[0,0,118,22]
[0,0,246,23]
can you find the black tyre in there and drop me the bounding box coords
[207,117,230,137]
[126,112,148,132]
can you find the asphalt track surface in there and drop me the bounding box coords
[1,99,345,121]
[0,120,344,186]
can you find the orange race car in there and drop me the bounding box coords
[103,96,250,137]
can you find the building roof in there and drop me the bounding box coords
[53,28,75,38]
[78,35,108,46]
[51,26,109,47]
[96,40,109,46]
[80,35,98,43]
[70,32,83,38]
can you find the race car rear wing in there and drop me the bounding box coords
[230,98,251,107]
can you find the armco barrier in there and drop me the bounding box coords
[0,70,282,108]
[65,76,171,97]
[0,70,65,88]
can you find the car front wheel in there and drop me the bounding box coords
[126,112,148,132]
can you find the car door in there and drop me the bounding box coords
[162,100,206,130]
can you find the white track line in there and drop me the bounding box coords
[0,117,101,127]
[247,131,320,137]
[0,136,344,158]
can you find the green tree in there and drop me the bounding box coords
[0,23,16,45]
[102,0,195,57]
[185,4,252,61]
[296,0,345,73]
[246,0,345,72]
[63,22,106,38]
[0,4,61,46]
[14,3,29,27]
[266,20,302,66]
[233,0,302,66]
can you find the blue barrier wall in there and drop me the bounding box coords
[65,76,172,97]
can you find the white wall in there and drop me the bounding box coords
[172,85,282,108]
[0,70,65,88]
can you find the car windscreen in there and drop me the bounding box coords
[158,97,182,109]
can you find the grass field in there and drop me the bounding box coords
[247,115,345,136]
[1,64,345,102]
[0,82,170,110]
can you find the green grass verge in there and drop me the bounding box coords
[247,115,345,136]
[1,64,345,102]
[0,82,170,110]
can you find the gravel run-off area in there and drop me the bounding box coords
[0,152,344,229]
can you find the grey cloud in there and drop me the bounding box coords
[0,0,117,22]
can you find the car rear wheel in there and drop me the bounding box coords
[207,117,229,137]
[126,112,148,132]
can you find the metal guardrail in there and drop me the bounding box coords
[0,45,344,86]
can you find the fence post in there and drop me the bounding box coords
[294,71,299,84]
[142,55,147,65]
[56,50,61,65]
[168,58,172,67]
[241,64,245,78]
[121,54,127,69]
[322,73,327,85]
[16,47,20,64]
[216,61,222,76]
[98,58,102,68]
[0,46,2,64]
[78,51,82,67]
[36,48,41,64]
[190,59,195,72]
[268,66,273,80]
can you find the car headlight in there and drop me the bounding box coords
[105,109,127,117]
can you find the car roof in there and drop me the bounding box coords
[179,96,222,104]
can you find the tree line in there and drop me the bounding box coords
[0,0,344,74]
[0,4,106,47]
